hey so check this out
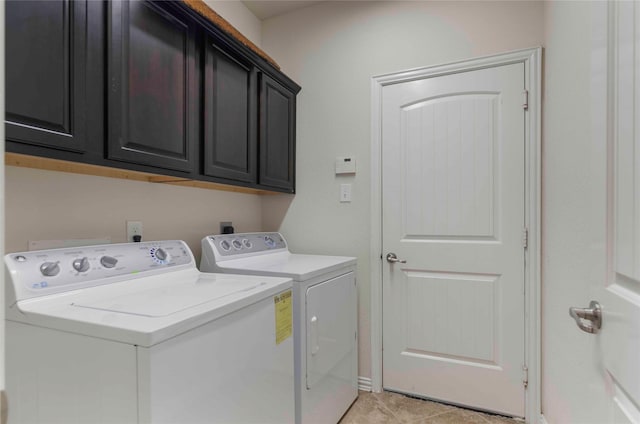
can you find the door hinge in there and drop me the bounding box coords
[522,227,529,249]
[522,364,529,389]
[523,90,529,110]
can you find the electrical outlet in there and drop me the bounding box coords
[127,221,143,242]
[220,221,233,234]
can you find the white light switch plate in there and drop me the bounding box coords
[340,184,352,202]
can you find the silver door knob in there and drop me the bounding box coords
[386,253,406,264]
[569,301,602,334]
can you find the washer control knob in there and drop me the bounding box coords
[220,240,231,251]
[243,239,252,249]
[154,248,168,262]
[100,256,118,269]
[232,239,243,250]
[72,257,90,273]
[40,261,60,277]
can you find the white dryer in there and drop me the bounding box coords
[5,240,295,424]
[201,232,358,424]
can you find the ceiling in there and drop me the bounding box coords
[242,1,324,20]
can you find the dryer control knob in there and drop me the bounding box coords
[264,236,276,248]
[40,261,60,277]
[72,257,90,273]
[100,256,118,269]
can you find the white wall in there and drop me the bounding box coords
[260,1,544,379]
[5,1,265,262]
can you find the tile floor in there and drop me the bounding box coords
[339,391,521,424]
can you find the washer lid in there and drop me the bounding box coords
[9,270,293,347]
[72,274,272,317]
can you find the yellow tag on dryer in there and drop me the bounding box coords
[274,290,292,345]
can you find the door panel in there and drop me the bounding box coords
[405,271,498,363]
[403,94,498,239]
[203,41,257,183]
[382,63,525,417]
[5,0,87,152]
[108,1,196,172]
[305,272,356,390]
[259,74,296,192]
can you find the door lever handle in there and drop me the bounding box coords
[569,301,602,334]
[386,253,407,264]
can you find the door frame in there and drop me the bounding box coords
[369,47,542,423]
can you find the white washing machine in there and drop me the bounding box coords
[5,240,295,424]
[200,232,358,424]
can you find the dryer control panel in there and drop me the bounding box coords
[206,233,288,258]
[5,240,195,302]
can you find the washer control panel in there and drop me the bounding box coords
[207,233,287,257]
[5,240,195,301]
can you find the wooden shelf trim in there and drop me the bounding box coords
[5,153,276,195]
[180,0,280,69]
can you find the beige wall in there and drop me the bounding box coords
[5,1,265,262]
[259,1,544,379]
[5,167,262,261]
[203,0,262,47]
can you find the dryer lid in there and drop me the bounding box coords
[219,252,356,281]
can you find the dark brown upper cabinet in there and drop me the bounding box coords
[5,0,88,152]
[203,39,258,183]
[259,74,297,192]
[108,0,197,173]
[6,0,300,193]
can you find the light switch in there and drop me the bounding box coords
[335,157,356,174]
[340,184,352,202]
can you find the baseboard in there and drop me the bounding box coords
[540,414,549,424]
[358,376,372,392]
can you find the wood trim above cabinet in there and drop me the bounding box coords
[6,153,277,195]
[180,0,279,69]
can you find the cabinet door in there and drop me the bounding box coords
[259,74,296,192]
[203,41,257,183]
[5,0,87,152]
[108,1,197,173]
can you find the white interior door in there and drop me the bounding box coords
[1,2,6,423]
[381,62,526,417]
[588,2,640,421]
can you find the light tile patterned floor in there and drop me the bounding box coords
[339,391,521,424]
